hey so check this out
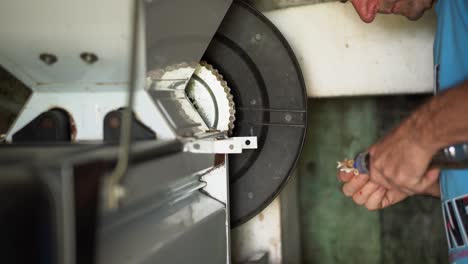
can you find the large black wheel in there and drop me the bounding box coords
[203,1,308,227]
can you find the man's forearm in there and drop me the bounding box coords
[407,80,468,154]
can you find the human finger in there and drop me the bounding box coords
[413,168,440,194]
[352,181,380,205]
[338,171,355,183]
[342,173,369,197]
[368,147,395,189]
[364,186,386,211]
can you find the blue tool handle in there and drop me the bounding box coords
[354,151,370,175]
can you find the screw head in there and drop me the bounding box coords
[80,52,98,64]
[39,53,58,65]
[255,33,262,41]
[109,116,120,129]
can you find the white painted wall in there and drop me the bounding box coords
[265,2,437,97]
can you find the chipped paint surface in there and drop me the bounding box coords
[231,198,282,264]
[298,98,381,264]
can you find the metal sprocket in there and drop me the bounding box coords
[185,61,236,134]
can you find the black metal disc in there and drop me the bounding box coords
[203,1,307,227]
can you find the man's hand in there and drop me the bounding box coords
[338,169,440,210]
[367,112,439,194]
[339,171,409,210]
[338,81,468,207]
[366,81,468,194]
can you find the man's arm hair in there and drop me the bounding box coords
[407,80,468,154]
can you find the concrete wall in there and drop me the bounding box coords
[297,96,447,264]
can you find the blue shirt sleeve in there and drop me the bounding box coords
[433,1,468,263]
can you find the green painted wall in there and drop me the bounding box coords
[297,97,447,264]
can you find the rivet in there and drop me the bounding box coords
[109,116,120,129]
[80,52,99,64]
[39,53,58,65]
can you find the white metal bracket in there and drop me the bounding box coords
[185,136,257,154]
[201,163,229,205]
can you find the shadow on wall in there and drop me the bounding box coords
[297,96,448,264]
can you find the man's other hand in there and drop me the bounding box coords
[338,171,409,210]
[338,169,440,210]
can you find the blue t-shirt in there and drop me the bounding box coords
[434,0,468,263]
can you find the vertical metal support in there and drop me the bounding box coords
[60,164,76,264]
[106,0,141,210]
[200,154,232,263]
[280,173,302,264]
[225,154,232,264]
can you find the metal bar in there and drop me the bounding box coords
[106,0,141,210]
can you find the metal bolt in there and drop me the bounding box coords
[39,53,58,65]
[229,144,234,150]
[80,52,99,64]
[109,116,120,129]
[284,113,292,122]
[255,33,262,41]
[194,143,200,150]
[248,192,254,199]
[449,146,456,158]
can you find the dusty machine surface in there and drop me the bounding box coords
[0,0,307,263]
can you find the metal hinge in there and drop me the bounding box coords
[185,136,257,154]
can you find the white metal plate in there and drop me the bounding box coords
[0,0,135,89]
[6,89,176,141]
[185,137,257,154]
